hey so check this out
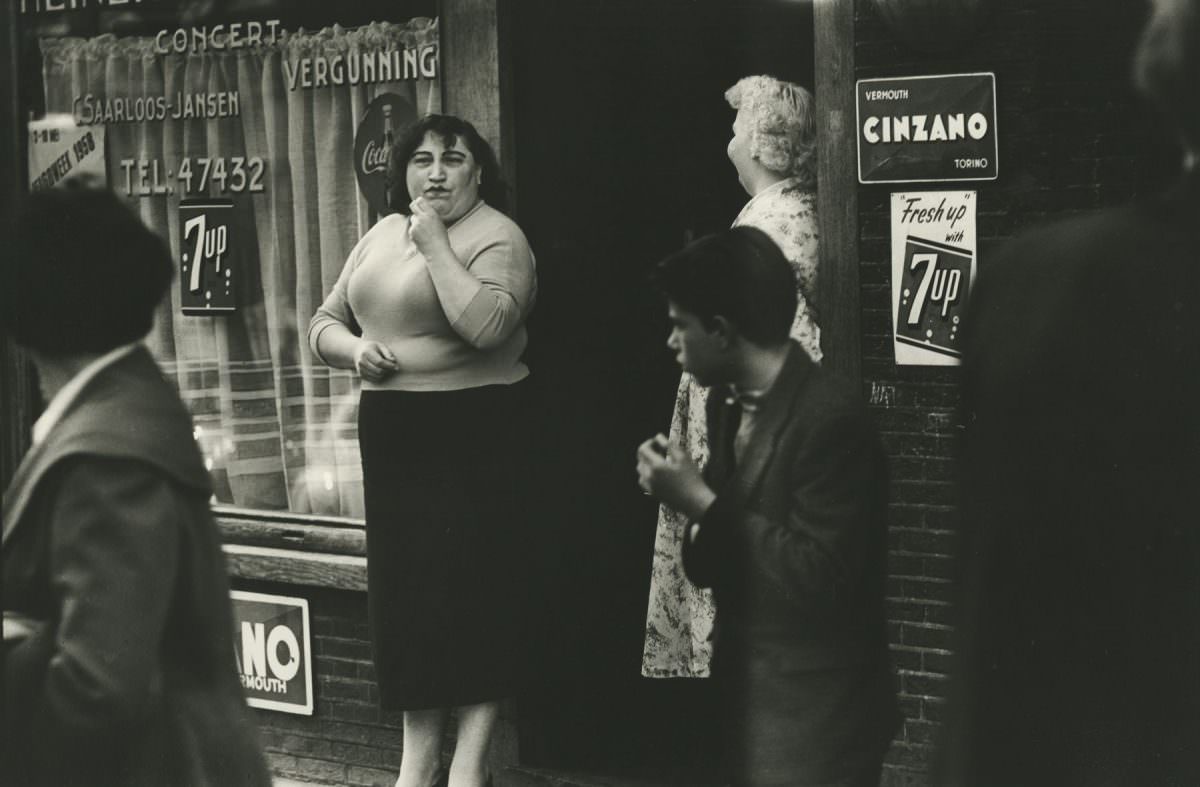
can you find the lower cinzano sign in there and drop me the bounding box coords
[231,590,314,715]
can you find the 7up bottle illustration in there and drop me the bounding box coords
[180,199,236,315]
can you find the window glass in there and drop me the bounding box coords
[19,0,439,519]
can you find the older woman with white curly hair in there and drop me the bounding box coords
[642,75,823,681]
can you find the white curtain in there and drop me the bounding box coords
[40,19,441,517]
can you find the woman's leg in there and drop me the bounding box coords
[396,707,450,787]
[447,700,501,787]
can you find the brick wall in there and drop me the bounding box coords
[853,1,1176,784]
[233,579,518,786]
[225,4,1180,785]
[233,580,402,786]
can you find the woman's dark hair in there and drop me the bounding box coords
[651,226,797,347]
[0,177,173,356]
[386,114,508,214]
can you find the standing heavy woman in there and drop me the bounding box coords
[310,114,536,787]
[642,75,822,679]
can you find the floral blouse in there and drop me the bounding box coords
[641,178,821,678]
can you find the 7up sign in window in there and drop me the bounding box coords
[180,199,236,315]
[890,191,977,365]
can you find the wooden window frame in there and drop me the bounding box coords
[1,0,856,591]
[815,0,861,384]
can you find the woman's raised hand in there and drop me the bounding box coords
[407,197,451,258]
[353,339,399,382]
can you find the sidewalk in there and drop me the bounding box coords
[273,768,709,787]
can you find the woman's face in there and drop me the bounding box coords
[405,131,481,223]
[726,108,756,195]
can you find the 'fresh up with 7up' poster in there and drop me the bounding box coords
[890,191,977,365]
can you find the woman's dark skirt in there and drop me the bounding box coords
[358,383,528,710]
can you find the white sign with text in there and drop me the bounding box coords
[28,115,106,191]
[891,191,977,366]
[231,590,314,715]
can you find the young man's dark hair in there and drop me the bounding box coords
[1,177,173,356]
[651,225,798,347]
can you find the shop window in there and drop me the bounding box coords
[20,0,440,520]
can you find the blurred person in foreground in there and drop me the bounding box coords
[309,114,536,787]
[939,1,1200,784]
[643,75,824,680]
[636,227,897,787]
[1,178,270,787]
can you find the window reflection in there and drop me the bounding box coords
[21,0,439,518]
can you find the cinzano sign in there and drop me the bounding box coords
[231,591,314,715]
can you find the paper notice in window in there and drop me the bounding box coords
[28,115,107,192]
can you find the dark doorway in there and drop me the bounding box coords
[511,1,815,779]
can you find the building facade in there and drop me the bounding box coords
[0,1,1177,785]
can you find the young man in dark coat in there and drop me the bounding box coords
[1,179,271,787]
[939,1,1200,784]
[636,226,898,787]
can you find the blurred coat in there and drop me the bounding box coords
[2,347,271,787]
[942,172,1200,785]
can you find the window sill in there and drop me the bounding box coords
[222,543,367,591]
[216,509,367,591]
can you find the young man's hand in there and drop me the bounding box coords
[636,433,716,521]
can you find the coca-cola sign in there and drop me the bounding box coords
[361,138,390,176]
[353,92,416,216]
